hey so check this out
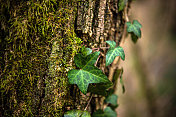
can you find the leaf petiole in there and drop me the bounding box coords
[84,93,93,111]
[100,47,109,49]
[92,47,109,51]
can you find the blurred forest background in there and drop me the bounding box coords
[117,0,176,117]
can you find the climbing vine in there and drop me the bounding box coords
[64,40,124,116]
[64,20,142,116]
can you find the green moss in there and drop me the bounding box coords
[0,0,81,116]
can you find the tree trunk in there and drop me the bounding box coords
[0,0,131,116]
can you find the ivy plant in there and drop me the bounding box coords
[68,51,111,94]
[65,40,125,116]
[68,40,125,94]
[64,11,142,116]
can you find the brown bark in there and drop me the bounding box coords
[75,0,131,112]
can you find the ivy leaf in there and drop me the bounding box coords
[68,66,110,94]
[126,20,142,38]
[118,0,126,12]
[92,107,117,117]
[88,82,113,96]
[106,46,125,66]
[74,52,100,69]
[64,110,91,117]
[81,46,92,56]
[68,52,111,94]
[106,40,116,48]
[104,94,118,107]
[104,107,117,117]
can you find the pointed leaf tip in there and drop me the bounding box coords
[81,47,92,56]
[74,51,100,69]
[106,40,116,48]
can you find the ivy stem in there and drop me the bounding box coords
[124,2,129,22]
[91,48,99,51]
[92,47,109,51]
[95,54,101,66]
[100,47,109,49]
[84,94,93,111]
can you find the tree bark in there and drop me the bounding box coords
[0,0,131,116]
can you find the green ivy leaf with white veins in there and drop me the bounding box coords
[104,94,118,107]
[106,40,116,48]
[92,107,117,117]
[68,52,111,94]
[74,51,100,69]
[126,20,142,38]
[105,43,125,66]
[64,110,91,117]
[68,66,111,94]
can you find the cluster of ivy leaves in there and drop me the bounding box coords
[64,19,142,117]
[65,41,125,117]
[68,41,125,95]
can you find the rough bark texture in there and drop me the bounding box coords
[0,0,131,116]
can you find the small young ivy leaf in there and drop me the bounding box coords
[106,46,125,66]
[92,107,117,117]
[64,110,91,117]
[81,46,92,56]
[118,0,126,12]
[104,94,118,107]
[126,20,142,38]
[88,82,113,96]
[74,52,100,69]
[106,40,116,48]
